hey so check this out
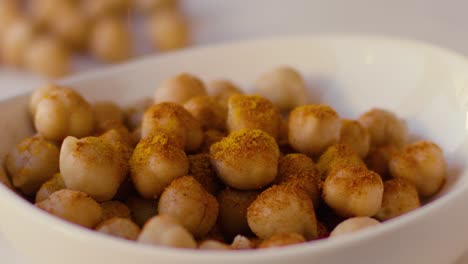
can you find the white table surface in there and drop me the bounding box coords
[2,0,468,263]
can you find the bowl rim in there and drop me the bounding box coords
[1,34,468,260]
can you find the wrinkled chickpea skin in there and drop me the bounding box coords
[138,215,197,249]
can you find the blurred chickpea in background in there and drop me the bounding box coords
[184,96,227,131]
[25,36,71,78]
[0,0,21,41]
[83,0,131,19]
[206,79,243,106]
[29,0,79,29]
[365,145,399,180]
[154,73,207,104]
[135,0,178,13]
[125,97,153,130]
[49,5,90,51]
[1,19,37,67]
[92,101,125,131]
[148,8,189,51]
[339,119,370,158]
[358,108,408,148]
[90,17,132,63]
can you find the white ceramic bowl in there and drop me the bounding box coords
[1,35,468,264]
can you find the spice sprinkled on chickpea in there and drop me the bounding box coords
[138,215,197,249]
[375,179,420,221]
[339,119,371,158]
[316,144,366,180]
[330,217,380,238]
[35,173,65,203]
[188,153,222,195]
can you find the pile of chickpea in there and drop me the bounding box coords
[0,66,447,250]
[0,0,188,78]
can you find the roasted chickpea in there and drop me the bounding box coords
[339,119,370,158]
[135,0,178,13]
[316,144,365,180]
[210,129,280,190]
[389,141,446,197]
[36,189,102,228]
[375,179,420,221]
[258,233,305,249]
[5,135,59,195]
[125,97,153,130]
[126,196,157,227]
[154,73,207,105]
[365,145,399,180]
[231,235,256,250]
[188,153,222,195]
[330,217,380,237]
[358,108,408,148]
[0,166,12,190]
[148,8,189,51]
[217,188,258,239]
[49,5,90,50]
[247,185,317,240]
[288,104,341,156]
[138,215,197,249]
[322,165,383,217]
[90,17,132,63]
[206,79,243,106]
[199,240,231,250]
[141,102,203,152]
[227,95,281,139]
[96,217,141,240]
[201,129,225,153]
[1,19,37,67]
[130,132,189,198]
[83,0,131,18]
[34,87,94,141]
[158,176,219,238]
[99,125,134,148]
[29,0,78,28]
[25,36,71,78]
[60,136,129,202]
[184,96,227,131]
[0,0,20,40]
[255,67,309,111]
[101,201,132,221]
[36,173,65,203]
[92,101,125,131]
[29,84,59,117]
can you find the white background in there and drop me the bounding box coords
[2,0,468,263]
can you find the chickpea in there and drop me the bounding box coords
[90,17,132,63]
[258,233,305,249]
[330,217,380,238]
[227,95,281,139]
[247,185,317,240]
[141,102,203,152]
[184,96,227,131]
[365,145,399,180]
[231,235,256,250]
[358,108,408,148]
[255,67,309,111]
[158,176,219,238]
[49,5,90,51]
[0,0,20,40]
[130,132,189,198]
[34,87,94,141]
[96,217,141,240]
[148,8,189,51]
[339,119,370,158]
[375,179,420,221]
[0,166,12,190]
[316,144,366,180]
[36,189,102,228]
[288,104,341,156]
[60,136,129,202]
[1,19,37,67]
[200,129,225,153]
[199,240,231,250]
[25,36,71,78]
[138,215,197,249]
[206,79,243,106]
[29,0,78,28]
[92,101,125,131]
[275,153,320,206]
[210,129,279,190]
[217,188,258,239]
[322,165,383,217]
[83,0,131,19]
[5,135,59,195]
[131,126,142,146]
[125,97,153,130]
[29,84,59,117]
[188,153,222,195]
[126,196,157,227]
[135,0,178,13]
[36,173,65,203]
[154,73,207,105]
[389,141,446,197]
[101,201,132,221]
[99,125,134,148]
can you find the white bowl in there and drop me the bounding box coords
[1,35,468,264]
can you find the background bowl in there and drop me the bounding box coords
[0,35,468,264]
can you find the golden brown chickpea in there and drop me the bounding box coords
[154,73,207,105]
[375,179,420,221]
[231,235,256,250]
[227,95,281,139]
[101,201,132,221]
[339,119,370,158]
[148,8,189,51]
[5,135,60,195]
[60,136,129,202]
[206,79,243,106]
[210,129,280,190]
[99,125,134,148]
[158,176,219,238]
[288,104,341,156]
[322,165,383,217]
[29,84,59,117]
[0,0,20,40]
[365,145,399,180]
[49,5,90,50]
[83,0,131,19]
[217,188,258,240]
[0,166,12,190]
[316,144,366,180]
[135,0,178,13]
[25,36,71,78]
[36,189,102,228]
[130,132,189,198]
[125,97,153,130]
[126,196,157,227]
[184,96,227,131]
[188,153,222,195]
[247,185,317,240]
[141,102,203,152]
[35,173,65,203]
[389,141,446,197]
[258,233,305,249]
[34,87,94,141]
[138,215,197,249]
[330,217,380,238]
[200,129,225,153]
[1,19,37,67]
[90,17,132,63]
[29,0,78,28]
[358,108,408,148]
[199,240,231,250]
[255,67,309,111]
[96,217,141,240]
[92,101,125,131]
